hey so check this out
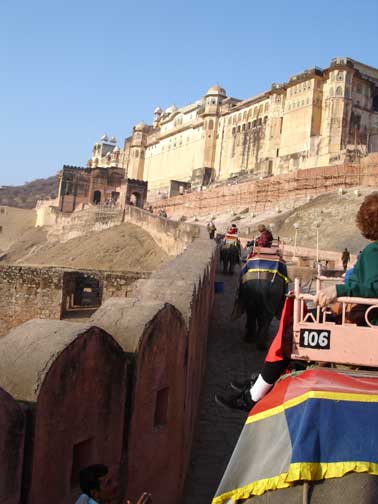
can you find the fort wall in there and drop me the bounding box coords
[123,205,205,255]
[0,209,217,504]
[151,161,378,217]
[0,265,148,337]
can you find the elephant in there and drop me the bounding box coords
[235,266,287,349]
[241,472,378,503]
[220,241,240,274]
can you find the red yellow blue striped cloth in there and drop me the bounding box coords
[213,368,378,503]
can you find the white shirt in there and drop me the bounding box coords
[74,494,98,504]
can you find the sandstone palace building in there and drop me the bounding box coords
[57,57,378,207]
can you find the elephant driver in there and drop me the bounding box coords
[215,192,378,412]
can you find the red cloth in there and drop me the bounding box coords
[265,296,308,363]
[227,227,238,235]
[265,296,295,363]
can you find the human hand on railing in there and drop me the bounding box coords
[313,285,337,308]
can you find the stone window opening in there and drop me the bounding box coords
[93,191,101,205]
[208,119,214,130]
[336,86,343,96]
[0,208,4,214]
[372,95,378,112]
[0,226,2,233]
[154,387,169,428]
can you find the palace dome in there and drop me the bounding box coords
[134,122,147,131]
[165,104,177,114]
[206,85,226,96]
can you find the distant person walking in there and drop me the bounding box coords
[341,247,351,271]
[207,220,216,239]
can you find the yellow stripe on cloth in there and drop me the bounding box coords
[246,390,378,425]
[212,461,378,504]
[245,268,289,284]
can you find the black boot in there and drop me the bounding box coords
[230,372,259,392]
[215,389,255,412]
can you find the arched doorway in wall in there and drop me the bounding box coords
[130,192,142,207]
[93,190,101,205]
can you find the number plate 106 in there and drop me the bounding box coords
[299,329,331,349]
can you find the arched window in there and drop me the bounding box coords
[208,119,214,130]
[337,71,344,81]
[336,86,343,96]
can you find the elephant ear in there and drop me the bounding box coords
[230,295,244,320]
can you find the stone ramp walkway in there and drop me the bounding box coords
[183,268,272,504]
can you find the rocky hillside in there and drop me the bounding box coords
[194,187,373,254]
[0,175,58,209]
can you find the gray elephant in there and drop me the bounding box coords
[220,240,240,274]
[234,257,288,349]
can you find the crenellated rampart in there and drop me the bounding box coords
[0,208,217,504]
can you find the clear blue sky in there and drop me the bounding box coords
[1,0,377,186]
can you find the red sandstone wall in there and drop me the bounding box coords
[0,387,25,504]
[28,327,127,504]
[126,305,188,504]
[151,163,378,217]
[182,257,216,482]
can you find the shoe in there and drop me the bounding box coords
[215,390,255,412]
[229,379,251,392]
[230,373,259,392]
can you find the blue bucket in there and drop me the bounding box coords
[214,281,224,294]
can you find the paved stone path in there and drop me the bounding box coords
[183,266,277,504]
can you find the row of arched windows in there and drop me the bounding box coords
[226,102,269,126]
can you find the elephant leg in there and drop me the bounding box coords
[256,312,273,351]
[222,260,227,274]
[229,259,234,274]
[244,308,257,343]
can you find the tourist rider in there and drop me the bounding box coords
[75,464,152,504]
[255,224,273,248]
[215,192,378,412]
